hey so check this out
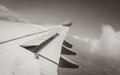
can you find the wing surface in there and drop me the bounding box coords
[0,20,77,75]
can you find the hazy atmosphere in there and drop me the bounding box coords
[0,0,120,75]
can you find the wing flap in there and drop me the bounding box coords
[18,21,72,64]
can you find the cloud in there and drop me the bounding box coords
[94,25,120,59]
[72,25,120,60]
[72,35,91,43]
[0,5,29,23]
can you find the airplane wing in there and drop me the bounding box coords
[0,21,78,75]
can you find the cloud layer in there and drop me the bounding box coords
[72,25,120,60]
[0,5,29,23]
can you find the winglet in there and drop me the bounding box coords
[62,20,73,27]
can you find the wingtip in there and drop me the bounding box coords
[62,20,73,27]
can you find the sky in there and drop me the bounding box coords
[1,1,120,74]
[72,25,120,60]
[0,0,120,39]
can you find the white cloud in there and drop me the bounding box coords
[94,25,120,59]
[0,5,29,23]
[72,25,120,60]
[72,35,91,43]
